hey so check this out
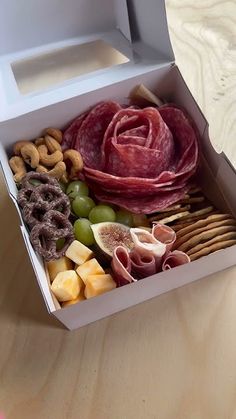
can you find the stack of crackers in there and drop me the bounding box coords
[148,187,236,261]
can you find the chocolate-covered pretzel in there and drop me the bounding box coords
[29,184,70,218]
[21,171,58,190]
[18,172,60,207]
[30,211,74,260]
[18,187,33,208]
[22,201,48,228]
[18,172,74,260]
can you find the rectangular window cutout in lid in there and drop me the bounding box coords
[11,40,130,95]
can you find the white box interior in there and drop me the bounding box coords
[1,64,236,329]
[0,0,174,121]
[0,0,235,329]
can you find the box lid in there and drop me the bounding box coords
[0,0,174,121]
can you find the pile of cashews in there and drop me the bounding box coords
[9,128,83,183]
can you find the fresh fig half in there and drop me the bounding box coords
[90,222,134,258]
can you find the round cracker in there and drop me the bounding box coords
[176,214,233,239]
[187,231,236,256]
[177,225,236,253]
[190,239,236,261]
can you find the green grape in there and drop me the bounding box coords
[73,219,95,246]
[89,205,116,224]
[66,181,89,199]
[116,209,134,227]
[99,202,117,210]
[56,238,65,250]
[72,196,95,218]
[29,179,42,187]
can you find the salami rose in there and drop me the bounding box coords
[66,102,198,213]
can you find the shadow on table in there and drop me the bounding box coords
[0,174,63,330]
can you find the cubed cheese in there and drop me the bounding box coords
[84,274,116,299]
[51,270,81,302]
[65,240,93,265]
[62,292,85,307]
[46,256,74,282]
[76,258,105,284]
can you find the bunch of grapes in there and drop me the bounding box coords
[65,181,134,246]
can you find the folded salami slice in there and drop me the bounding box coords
[162,250,190,270]
[62,111,89,149]
[94,187,189,214]
[102,107,174,177]
[75,101,121,170]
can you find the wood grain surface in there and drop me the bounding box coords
[0,1,236,418]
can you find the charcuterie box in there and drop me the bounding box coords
[0,0,235,330]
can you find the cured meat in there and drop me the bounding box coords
[130,227,166,271]
[102,107,174,177]
[130,228,166,257]
[111,246,135,286]
[162,250,190,270]
[93,187,189,214]
[111,226,190,286]
[158,107,199,175]
[152,223,176,252]
[62,111,88,149]
[130,251,156,279]
[67,101,198,213]
[75,101,121,170]
[111,245,157,285]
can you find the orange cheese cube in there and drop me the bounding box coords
[76,258,105,284]
[62,292,85,307]
[84,274,116,299]
[51,270,81,302]
[46,256,74,282]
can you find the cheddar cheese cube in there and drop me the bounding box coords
[76,258,105,284]
[84,274,116,299]
[62,292,85,307]
[46,256,74,282]
[51,270,81,302]
[65,240,93,265]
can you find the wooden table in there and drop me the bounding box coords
[1,1,236,418]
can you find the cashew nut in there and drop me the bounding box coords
[21,143,40,168]
[36,165,48,173]
[61,171,69,184]
[45,135,62,153]
[9,156,27,183]
[38,144,63,167]
[13,140,29,156]
[63,149,83,180]
[34,137,45,146]
[45,128,63,144]
[36,162,66,180]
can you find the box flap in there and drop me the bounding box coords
[0,0,174,122]
[19,225,57,313]
[221,151,236,175]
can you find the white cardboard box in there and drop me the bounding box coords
[0,0,235,330]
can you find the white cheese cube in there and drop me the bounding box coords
[65,240,93,265]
